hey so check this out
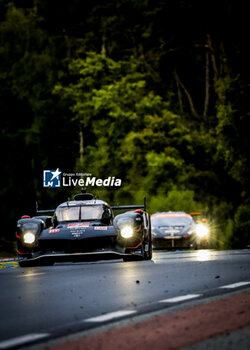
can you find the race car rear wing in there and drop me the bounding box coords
[35,196,147,214]
[36,202,55,215]
[36,209,55,215]
[111,204,144,210]
[111,197,146,211]
[36,206,146,214]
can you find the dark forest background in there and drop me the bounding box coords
[0,0,249,254]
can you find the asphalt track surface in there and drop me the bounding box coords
[0,249,249,349]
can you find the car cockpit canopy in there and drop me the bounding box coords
[54,204,112,223]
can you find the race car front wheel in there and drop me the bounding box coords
[123,255,142,262]
[123,241,152,262]
[143,240,152,260]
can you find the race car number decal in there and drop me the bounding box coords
[94,226,108,230]
[71,231,84,237]
[67,223,90,228]
[49,229,60,233]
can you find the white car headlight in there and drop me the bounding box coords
[120,225,133,238]
[196,223,209,238]
[23,232,36,244]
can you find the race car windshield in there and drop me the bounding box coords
[151,216,194,226]
[81,206,103,220]
[55,205,103,222]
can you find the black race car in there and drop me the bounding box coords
[16,190,152,266]
[151,211,209,249]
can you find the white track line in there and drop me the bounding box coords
[219,281,250,289]
[84,310,137,322]
[0,333,49,349]
[159,294,201,303]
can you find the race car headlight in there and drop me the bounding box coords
[196,224,209,238]
[23,232,36,244]
[120,225,133,238]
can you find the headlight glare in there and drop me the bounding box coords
[23,232,36,244]
[196,223,209,238]
[121,225,133,238]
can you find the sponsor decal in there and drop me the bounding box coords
[94,226,108,230]
[49,229,60,233]
[43,169,61,187]
[67,223,90,228]
[0,262,19,269]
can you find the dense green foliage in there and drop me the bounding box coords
[0,0,249,252]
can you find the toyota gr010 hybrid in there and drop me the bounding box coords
[16,191,152,266]
[151,211,209,249]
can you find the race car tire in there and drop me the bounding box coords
[193,243,199,250]
[37,260,54,266]
[18,260,54,267]
[144,242,152,260]
[123,241,152,262]
[123,255,143,262]
[18,260,36,267]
